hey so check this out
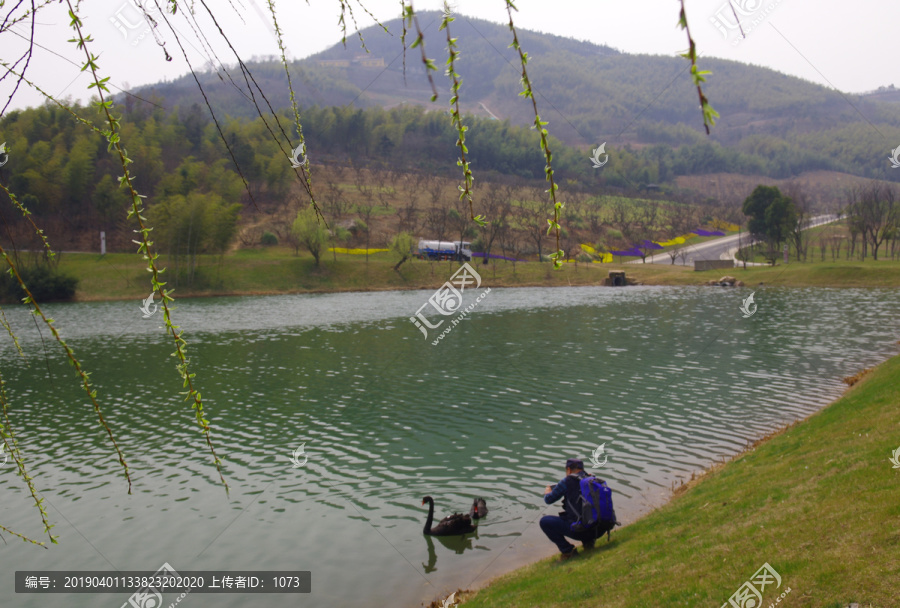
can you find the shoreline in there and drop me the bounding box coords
[430,361,889,608]
[48,251,900,304]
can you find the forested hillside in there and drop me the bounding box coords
[126,11,900,184]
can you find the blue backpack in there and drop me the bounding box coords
[567,474,617,539]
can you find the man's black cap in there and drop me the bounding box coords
[566,458,584,470]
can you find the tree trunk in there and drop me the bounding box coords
[393,255,408,272]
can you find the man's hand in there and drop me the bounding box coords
[544,484,554,495]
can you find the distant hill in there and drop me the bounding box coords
[862,86,900,104]
[128,11,900,183]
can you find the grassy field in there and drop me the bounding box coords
[55,248,900,301]
[453,353,900,608]
[735,219,899,267]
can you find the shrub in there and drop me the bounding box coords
[260,231,278,246]
[0,265,78,303]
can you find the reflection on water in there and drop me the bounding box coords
[0,285,897,607]
[423,531,492,574]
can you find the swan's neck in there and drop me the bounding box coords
[423,499,435,534]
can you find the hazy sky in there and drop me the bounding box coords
[1,0,896,113]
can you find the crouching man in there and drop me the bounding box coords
[540,458,616,560]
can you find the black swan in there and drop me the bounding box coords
[422,496,482,536]
[469,497,488,520]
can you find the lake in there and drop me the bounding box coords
[0,284,898,607]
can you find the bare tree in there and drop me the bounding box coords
[424,203,449,245]
[352,162,374,209]
[561,226,580,263]
[519,187,553,261]
[562,192,583,231]
[398,173,422,235]
[620,200,659,263]
[847,182,898,261]
[638,200,660,253]
[583,196,604,238]
[356,202,376,266]
[667,205,698,265]
[828,230,843,261]
[271,196,301,254]
[449,195,473,254]
[498,218,525,273]
[609,199,630,235]
[419,176,449,253]
[426,176,445,209]
[784,182,811,261]
[609,198,637,258]
[846,211,862,260]
[817,234,826,261]
[323,175,351,220]
[478,182,512,265]
[374,168,397,210]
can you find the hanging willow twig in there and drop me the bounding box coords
[0,365,51,546]
[0,183,130,518]
[336,0,388,50]
[65,2,227,492]
[403,1,439,101]
[505,0,564,268]
[441,3,484,227]
[678,0,719,134]
[263,0,326,224]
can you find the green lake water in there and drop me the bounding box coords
[0,284,898,607]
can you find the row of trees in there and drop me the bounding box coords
[6,98,892,257]
[844,183,899,260]
[148,193,242,286]
[280,166,747,269]
[742,181,899,263]
[16,99,895,274]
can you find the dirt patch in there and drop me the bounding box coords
[843,367,873,386]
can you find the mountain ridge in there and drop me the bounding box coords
[125,10,900,183]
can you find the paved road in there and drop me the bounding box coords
[626,215,839,267]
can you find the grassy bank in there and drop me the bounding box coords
[53,248,900,301]
[455,354,900,608]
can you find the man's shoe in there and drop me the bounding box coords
[559,549,577,561]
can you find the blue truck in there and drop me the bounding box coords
[416,239,473,262]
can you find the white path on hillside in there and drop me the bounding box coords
[479,102,500,121]
[626,215,839,266]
